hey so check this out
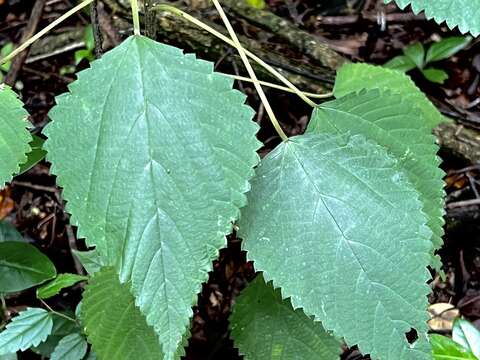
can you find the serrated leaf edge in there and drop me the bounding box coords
[241,132,433,359]
[44,36,262,355]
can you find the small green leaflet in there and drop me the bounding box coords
[384,55,416,72]
[333,63,445,129]
[239,133,432,359]
[0,308,53,355]
[426,36,472,63]
[452,319,480,358]
[403,42,425,68]
[0,241,56,293]
[50,333,88,360]
[0,221,23,242]
[81,267,165,359]
[0,85,32,188]
[431,334,477,360]
[422,68,449,84]
[45,35,260,357]
[386,0,480,36]
[72,249,103,274]
[230,275,340,359]
[37,273,88,299]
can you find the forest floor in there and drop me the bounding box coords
[1,0,480,359]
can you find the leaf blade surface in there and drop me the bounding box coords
[239,133,432,359]
[45,35,260,357]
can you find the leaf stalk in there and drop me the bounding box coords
[130,0,141,35]
[211,0,288,141]
[154,4,319,108]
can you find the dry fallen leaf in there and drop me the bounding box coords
[0,187,15,220]
[428,302,460,332]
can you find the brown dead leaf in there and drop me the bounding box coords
[0,188,15,220]
[428,303,460,332]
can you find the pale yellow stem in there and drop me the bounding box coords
[211,0,288,141]
[220,73,333,99]
[154,4,318,108]
[130,0,141,35]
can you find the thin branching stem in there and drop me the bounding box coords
[39,299,78,324]
[130,0,141,35]
[220,73,333,99]
[154,4,319,108]
[212,0,288,141]
[0,0,94,66]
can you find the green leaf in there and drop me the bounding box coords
[0,354,17,360]
[384,55,417,72]
[452,319,480,358]
[37,273,88,299]
[246,0,266,9]
[0,221,23,242]
[31,313,80,357]
[230,275,340,360]
[0,308,53,355]
[0,85,32,188]
[84,25,95,51]
[403,42,425,68]
[0,43,14,72]
[74,49,94,65]
[45,35,260,357]
[308,89,445,270]
[386,0,480,36]
[431,334,477,360]
[333,63,445,128]
[50,333,88,360]
[72,249,103,275]
[422,67,449,84]
[0,241,56,293]
[426,36,472,63]
[239,133,432,359]
[81,267,165,359]
[17,135,47,175]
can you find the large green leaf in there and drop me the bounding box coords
[81,267,165,359]
[386,0,480,36]
[0,85,32,187]
[50,333,88,360]
[45,35,260,357]
[0,241,56,293]
[308,89,444,270]
[239,133,432,359]
[0,308,53,355]
[333,63,445,129]
[230,275,340,359]
[431,334,477,360]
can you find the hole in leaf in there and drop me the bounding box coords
[405,328,418,344]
